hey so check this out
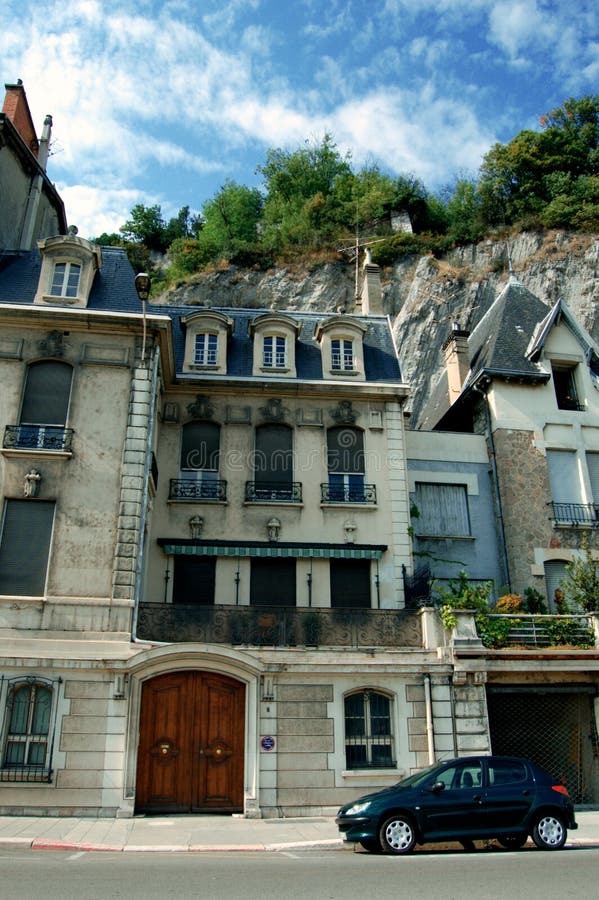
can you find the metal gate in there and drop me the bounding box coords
[486,687,599,804]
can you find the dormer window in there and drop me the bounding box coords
[552,364,584,411]
[34,234,101,308]
[50,262,81,299]
[194,333,218,366]
[314,316,367,381]
[263,335,286,369]
[182,311,233,375]
[331,339,354,372]
[249,314,300,378]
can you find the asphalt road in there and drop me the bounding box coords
[1,845,597,900]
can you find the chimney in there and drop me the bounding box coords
[2,80,39,157]
[358,247,383,316]
[443,323,470,403]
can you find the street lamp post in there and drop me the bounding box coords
[134,272,151,362]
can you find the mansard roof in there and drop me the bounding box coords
[0,247,403,384]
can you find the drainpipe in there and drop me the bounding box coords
[423,674,436,765]
[20,114,52,250]
[473,383,511,591]
[131,344,160,642]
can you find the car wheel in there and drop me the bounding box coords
[532,815,567,850]
[379,815,416,854]
[497,835,528,850]
[359,839,382,853]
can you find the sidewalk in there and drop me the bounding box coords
[0,810,597,854]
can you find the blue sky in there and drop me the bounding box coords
[1,0,597,238]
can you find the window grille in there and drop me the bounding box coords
[0,675,62,782]
[344,690,395,769]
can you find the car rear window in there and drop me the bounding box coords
[488,760,528,786]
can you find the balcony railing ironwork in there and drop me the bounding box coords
[169,478,227,501]
[3,425,74,453]
[245,481,302,503]
[548,501,598,526]
[137,603,422,648]
[485,613,595,648]
[320,483,377,504]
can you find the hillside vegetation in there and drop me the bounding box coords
[92,96,599,292]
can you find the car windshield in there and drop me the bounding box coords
[394,762,446,789]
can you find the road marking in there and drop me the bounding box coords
[67,851,86,861]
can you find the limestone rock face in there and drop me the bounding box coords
[156,232,598,427]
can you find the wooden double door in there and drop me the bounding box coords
[135,671,245,814]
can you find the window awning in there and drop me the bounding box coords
[157,539,386,560]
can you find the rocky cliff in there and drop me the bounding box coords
[155,231,598,428]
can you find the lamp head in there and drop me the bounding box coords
[135,272,151,302]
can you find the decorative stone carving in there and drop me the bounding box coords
[24,469,41,498]
[330,400,359,424]
[343,519,357,543]
[189,515,204,539]
[187,395,214,420]
[260,398,289,422]
[267,517,281,542]
[38,330,67,358]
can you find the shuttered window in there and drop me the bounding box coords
[180,422,220,473]
[586,453,599,504]
[544,560,568,612]
[327,426,364,474]
[546,450,581,503]
[0,501,55,596]
[20,361,72,426]
[173,557,216,605]
[330,559,371,608]
[254,425,293,486]
[250,559,296,607]
[413,483,470,537]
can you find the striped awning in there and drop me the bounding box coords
[157,539,386,560]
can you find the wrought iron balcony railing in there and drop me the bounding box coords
[245,481,302,502]
[169,478,227,501]
[3,425,74,453]
[137,603,422,648]
[548,501,598,526]
[320,483,377,504]
[485,614,595,648]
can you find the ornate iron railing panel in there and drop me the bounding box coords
[137,603,422,648]
[486,614,595,648]
[3,425,74,453]
[320,483,377,504]
[245,481,302,502]
[169,479,228,501]
[548,501,597,525]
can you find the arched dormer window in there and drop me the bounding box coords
[314,316,367,381]
[181,311,233,375]
[34,234,102,308]
[249,314,300,378]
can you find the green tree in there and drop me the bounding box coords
[560,533,599,613]
[120,204,168,253]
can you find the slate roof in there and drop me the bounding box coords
[0,247,402,383]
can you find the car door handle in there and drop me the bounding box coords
[522,790,530,796]
[472,794,482,803]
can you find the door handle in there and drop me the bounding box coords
[472,794,482,803]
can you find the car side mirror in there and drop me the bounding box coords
[431,781,446,794]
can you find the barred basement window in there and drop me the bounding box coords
[1,676,61,782]
[344,690,395,769]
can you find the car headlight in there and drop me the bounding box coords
[345,800,371,816]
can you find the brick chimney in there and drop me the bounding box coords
[443,323,470,403]
[358,247,383,316]
[2,80,39,157]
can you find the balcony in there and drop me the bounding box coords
[320,483,377,504]
[548,501,598,526]
[169,478,227,501]
[485,613,596,648]
[3,425,74,453]
[137,603,422,648]
[245,481,302,503]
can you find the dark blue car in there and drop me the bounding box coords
[336,755,577,854]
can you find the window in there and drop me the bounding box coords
[263,336,286,368]
[0,500,55,596]
[433,760,482,790]
[13,360,73,451]
[49,262,81,298]
[331,339,354,371]
[552,364,583,411]
[546,450,590,524]
[488,758,527,786]
[2,681,52,770]
[326,426,366,501]
[176,421,221,499]
[544,559,569,611]
[173,557,216,605]
[344,691,395,769]
[250,558,296,606]
[194,333,218,366]
[413,483,470,537]
[251,424,295,500]
[330,559,371,608]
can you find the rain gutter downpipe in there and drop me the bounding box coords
[131,343,160,643]
[424,674,435,765]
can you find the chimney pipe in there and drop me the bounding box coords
[443,323,470,403]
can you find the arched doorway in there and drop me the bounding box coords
[135,671,245,813]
